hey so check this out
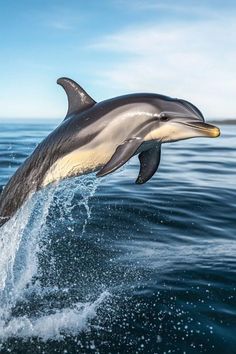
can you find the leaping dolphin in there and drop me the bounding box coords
[0,78,220,227]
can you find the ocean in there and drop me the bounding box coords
[0,121,235,353]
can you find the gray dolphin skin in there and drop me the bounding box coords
[0,77,220,227]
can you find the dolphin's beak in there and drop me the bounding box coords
[180,121,221,138]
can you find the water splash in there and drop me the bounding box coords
[0,174,104,341]
[0,290,109,341]
[0,187,55,307]
[0,204,31,291]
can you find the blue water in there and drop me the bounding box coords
[0,121,235,353]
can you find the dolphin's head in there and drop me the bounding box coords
[144,98,220,143]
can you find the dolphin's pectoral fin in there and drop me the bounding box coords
[96,138,143,177]
[136,145,161,184]
[57,77,96,119]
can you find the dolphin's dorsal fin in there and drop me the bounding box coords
[57,77,96,120]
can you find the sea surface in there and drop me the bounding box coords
[0,121,235,354]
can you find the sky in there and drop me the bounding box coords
[0,0,235,120]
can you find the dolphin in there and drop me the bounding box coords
[0,77,220,227]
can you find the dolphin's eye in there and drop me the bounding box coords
[160,113,169,122]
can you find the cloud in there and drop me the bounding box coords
[91,15,236,118]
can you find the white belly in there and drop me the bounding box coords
[42,145,112,187]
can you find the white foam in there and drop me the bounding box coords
[0,290,109,341]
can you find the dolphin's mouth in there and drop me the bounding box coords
[181,121,221,138]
